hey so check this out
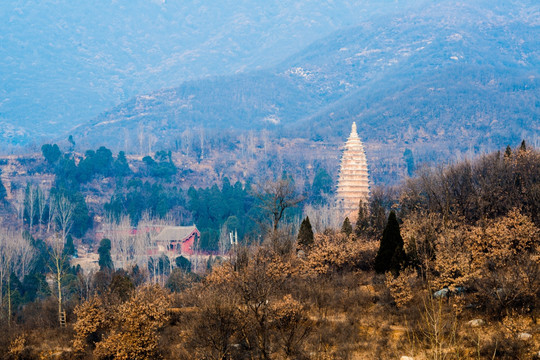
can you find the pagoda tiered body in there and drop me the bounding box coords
[336,122,370,219]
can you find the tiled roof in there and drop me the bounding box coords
[154,225,198,242]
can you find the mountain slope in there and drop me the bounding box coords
[71,0,540,168]
[1,0,418,145]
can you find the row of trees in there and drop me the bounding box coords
[0,229,34,326]
[11,184,91,239]
[0,224,80,329]
[105,179,185,225]
[42,144,132,189]
[400,142,540,225]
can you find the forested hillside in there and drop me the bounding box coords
[70,0,540,177]
[1,0,539,358]
[0,144,538,359]
[0,0,414,144]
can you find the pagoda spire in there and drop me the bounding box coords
[336,122,370,220]
[350,122,358,138]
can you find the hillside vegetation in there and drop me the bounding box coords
[0,144,538,359]
[0,0,413,144]
[70,0,540,180]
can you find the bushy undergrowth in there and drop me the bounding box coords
[1,145,539,359]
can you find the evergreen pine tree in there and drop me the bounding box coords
[504,145,512,157]
[374,211,405,274]
[520,140,527,152]
[354,200,370,237]
[114,151,132,176]
[403,148,415,176]
[175,256,192,272]
[98,238,113,271]
[0,169,6,202]
[341,217,352,236]
[297,216,314,249]
[63,234,76,257]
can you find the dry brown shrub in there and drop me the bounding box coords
[467,209,539,271]
[463,325,532,360]
[501,314,534,335]
[72,295,108,354]
[93,284,171,360]
[184,247,300,359]
[401,212,443,273]
[203,262,236,286]
[385,267,417,309]
[188,287,242,360]
[408,293,461,360]
[270,294,311,358]
[303,232,377,276]
[183,263,243,360]
[432,224,476,290]
[468,211,540,316]
[432,210,540,292]
[7,335,27,358]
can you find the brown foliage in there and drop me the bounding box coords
[401,212,443,274]
[94,285,170,360]
[73,296,108,354]
[270,294,311,358]
[385,267,418,309]
[430,210,540,316]
[182,247,312,359]
[73,284,170,360]
[467,209,539,271]
[432,223,476,290]
[302,232,378,275]
[401,147,540,225]
[187,264,243,360]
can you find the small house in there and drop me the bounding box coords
[154,225,200,256]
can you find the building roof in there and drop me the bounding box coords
[154,225,199,242]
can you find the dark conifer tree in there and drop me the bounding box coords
[403,148,415,176]
[0,169,6,201]
[297,216,314,249]
[354,201,370,237]
[520,140,527,152]
[98,238,113,271]
[505,145,512,157]
[341,217,352,236]
[41,144,62,164]
[374,211,405,274]
[175,256,192,272]
[114,151,132,176]
[63,234,75,257]
[109,270,134,301]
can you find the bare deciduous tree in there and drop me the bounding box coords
[48,234,70,327]
[199,127,205,160]
[25,184,38,231]
[13,189,25,223]
[181,128,192,155]
[55,195,74,243]
[303,203,342,233]
[0,228,34,326]
[255,178,303,232]
[104,215,133,270]
[47,196,56,234]
[37,186,48,235]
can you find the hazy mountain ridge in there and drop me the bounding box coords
[71,0,539,166]
[1,0,415,145]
